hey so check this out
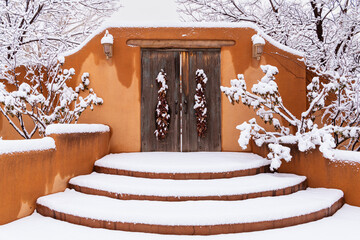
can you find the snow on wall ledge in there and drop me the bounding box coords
[332,149,360,164]
[0,137,55,155]
[62,21,304,58]
[45,124,110,135]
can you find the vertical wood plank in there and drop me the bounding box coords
[183,49,221,152]
[181,51,190,152]
[141,50,180,152]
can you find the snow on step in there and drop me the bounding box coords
[94,152,270,174]
[69,172,306,198]
[37,188,343,226]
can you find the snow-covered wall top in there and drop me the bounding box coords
[45,124,110,135]
[332,150,360,164]
[0,137,55,155]
[62,22,304,58]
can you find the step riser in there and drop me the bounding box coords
[94,165,270,180]
[68,180,307,201]
[36,197,344,235]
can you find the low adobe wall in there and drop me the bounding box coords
[0,131,110,225]
[252,143,360,207]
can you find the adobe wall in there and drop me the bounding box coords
[0,27,306,153]
[252,143,360,207]
[0,131,110,225]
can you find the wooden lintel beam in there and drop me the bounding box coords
[126,39,235,48]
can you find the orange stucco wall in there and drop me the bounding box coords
[0,132,110,225]
[252,143,360,207]
[0,27,306,153]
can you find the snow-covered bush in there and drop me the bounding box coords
[0,0,119,138]
[0,58,103,138]
[194,69,208,137]
[221,65,338,170]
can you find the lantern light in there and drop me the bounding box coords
[251,34,265,60]
[101,30,114,59]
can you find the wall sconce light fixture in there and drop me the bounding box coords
[101,30,114,59]
[251,34,265,60]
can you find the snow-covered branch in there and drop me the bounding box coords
[221,65,340,169]
[0,0,119,138]
[0,58,103,138]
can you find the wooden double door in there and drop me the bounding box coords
[141,49,221,152]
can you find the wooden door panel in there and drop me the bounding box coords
[141,49,221,152]
[182,50,221,152]
[141,50,180,151]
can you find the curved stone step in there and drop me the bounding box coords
[94,152,271,179]
[69,172,307,201]
[36,188,344,235]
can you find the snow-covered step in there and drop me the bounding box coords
[69,172,307,201]
[94,152,271,179]
[36,188,344,235]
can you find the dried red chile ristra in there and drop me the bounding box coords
[154,69,170,140]
[194,70,208,137]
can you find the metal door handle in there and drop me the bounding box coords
[184,100,188,114]
[175,100,178,115]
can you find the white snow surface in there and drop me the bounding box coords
[69,172,306,197]
[332,149,360,164]
[0,137,55,155]
[36,188,343,226]
[252,34,265,45]
[101,30,114,44]
[2,204,360,240]
[94,152,271,173]
[45,124,110,135]
[278,135,298,144]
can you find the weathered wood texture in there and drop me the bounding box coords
[182,50,221,151]
[127,39,235,48]
[141,49,221,152]
[141,50,180,151]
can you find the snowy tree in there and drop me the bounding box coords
[0,57,103,138]
[221,65,343,170]
[178,0,360,85]
[180,0,360,151]
[0,0,119,138]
